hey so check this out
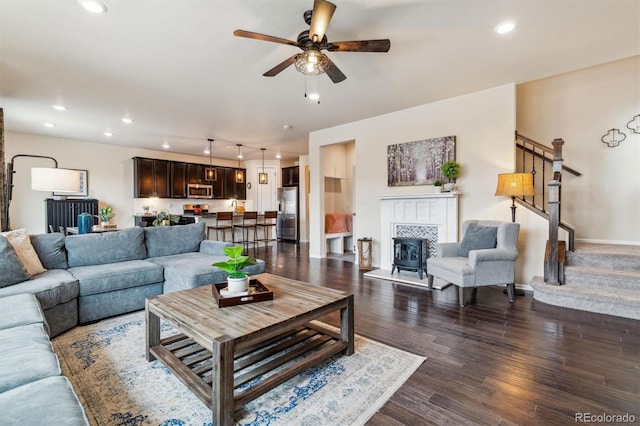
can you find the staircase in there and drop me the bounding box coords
[530,243,640,319]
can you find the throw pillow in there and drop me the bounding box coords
[458,223,498,257]
[1,228,47,276]
[0,236,32,288]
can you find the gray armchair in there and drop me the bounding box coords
[427,220,520,307]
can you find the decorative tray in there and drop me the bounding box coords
[211,279,273,308]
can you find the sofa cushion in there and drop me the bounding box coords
[0,293,46,331]
[66,227,147,267]
[0,348,61,393]
[458,223,498,257]
[1,228,47,276]
[30,232,68,270]
[0,236,31,288]
[143,222,206,258]
[0,269,79,311]
[69,259,164,296]
[0,376,90,426]
[148,251,265,293]
[0,323,52,353]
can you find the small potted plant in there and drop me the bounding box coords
[212,245,257,292]
[152,210,179,226]
[96,206,115,227]
[440,160,461,192]
[433,179,443,193]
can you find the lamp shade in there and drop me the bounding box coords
[495,173,535,197]
[31,168,81,192]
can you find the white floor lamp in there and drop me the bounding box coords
[3,154,81,232]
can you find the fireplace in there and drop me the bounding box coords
[392,238,428,279]
[378,193,459,273]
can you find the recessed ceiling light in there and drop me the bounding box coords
[104,131,113,137]
[282,124,292,130]
[204,148,210,154]
[52,105,66,111]
[308,92,320,101]
[78,0,107,14]
[495,20,517,34]
[275,152,282,159]
[43,122,55,128]
[121,117,133,124]
[162,142,170,149]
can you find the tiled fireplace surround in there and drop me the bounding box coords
[378,193,459,271]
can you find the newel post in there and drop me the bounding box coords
[546,138,564,284]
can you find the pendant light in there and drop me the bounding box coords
[205,139,217,181]
[259,148,268,184]
[235,144,245,183]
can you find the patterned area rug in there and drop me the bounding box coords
[52,311,425,426]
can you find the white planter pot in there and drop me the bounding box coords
[444,183,455,192]
[434,186,442,193]
[101,221,110,227]
[227,276,248,293]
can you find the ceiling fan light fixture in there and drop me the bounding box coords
[295,48,328,76]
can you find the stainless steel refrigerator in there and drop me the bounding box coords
[277,187,298,241]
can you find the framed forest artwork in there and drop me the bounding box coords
[387,136,456,186]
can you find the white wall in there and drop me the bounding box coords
[308,84,541,283]
[517,55,640,244]
[6,131,242,233]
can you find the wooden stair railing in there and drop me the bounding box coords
[514,132,582,284]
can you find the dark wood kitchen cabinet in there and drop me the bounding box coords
[282,166,299,186]
[223,168,246,200]
[187,163,207,184]
[133,157,170,198]
[171,162,187,198]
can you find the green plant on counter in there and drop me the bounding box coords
[212,245,257,279]
[433,179,443,186]
[96,206,115,223]
[152,210,180,226]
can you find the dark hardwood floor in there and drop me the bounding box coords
[252,242,640,425]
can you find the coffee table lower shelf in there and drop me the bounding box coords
[149,322,348,410]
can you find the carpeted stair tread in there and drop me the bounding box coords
[568,243,640,271]
[564,266,640,290]
[530,276,640,320]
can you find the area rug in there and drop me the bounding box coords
[52,311,425,426]
[364,268,451,290]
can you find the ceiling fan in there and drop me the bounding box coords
[234,0,390,83]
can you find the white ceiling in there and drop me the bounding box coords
[1,0,638,161]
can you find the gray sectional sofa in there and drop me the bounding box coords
[0,221,265,425]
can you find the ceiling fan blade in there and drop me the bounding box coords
[263,55,298,77]
[322,55,346,83]
[234,30,299,47]
[309,0,336,43]
[326,39,391,52]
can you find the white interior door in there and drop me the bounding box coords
[257,166,277,212]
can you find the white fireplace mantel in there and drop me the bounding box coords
[377,193,460,271]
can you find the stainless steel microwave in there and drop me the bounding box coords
[186,184,213,199]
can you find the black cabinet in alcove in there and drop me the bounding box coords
[133,157,170,198]
[46,199,98,232]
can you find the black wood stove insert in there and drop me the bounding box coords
[392,237,428,279]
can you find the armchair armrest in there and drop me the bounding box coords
[468,248,518,267]
[199,240,232,256]
[437,242,461,258]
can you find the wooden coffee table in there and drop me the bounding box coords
[145,273,354,426]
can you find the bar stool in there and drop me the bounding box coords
[233,211,257,253]
[256,211,278,247]
[207,211,234,241]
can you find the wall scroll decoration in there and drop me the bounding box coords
[387,136,455,186]
[601,129,626,148]
[626,114,640,134]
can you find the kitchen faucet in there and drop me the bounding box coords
[230,200,237,208]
